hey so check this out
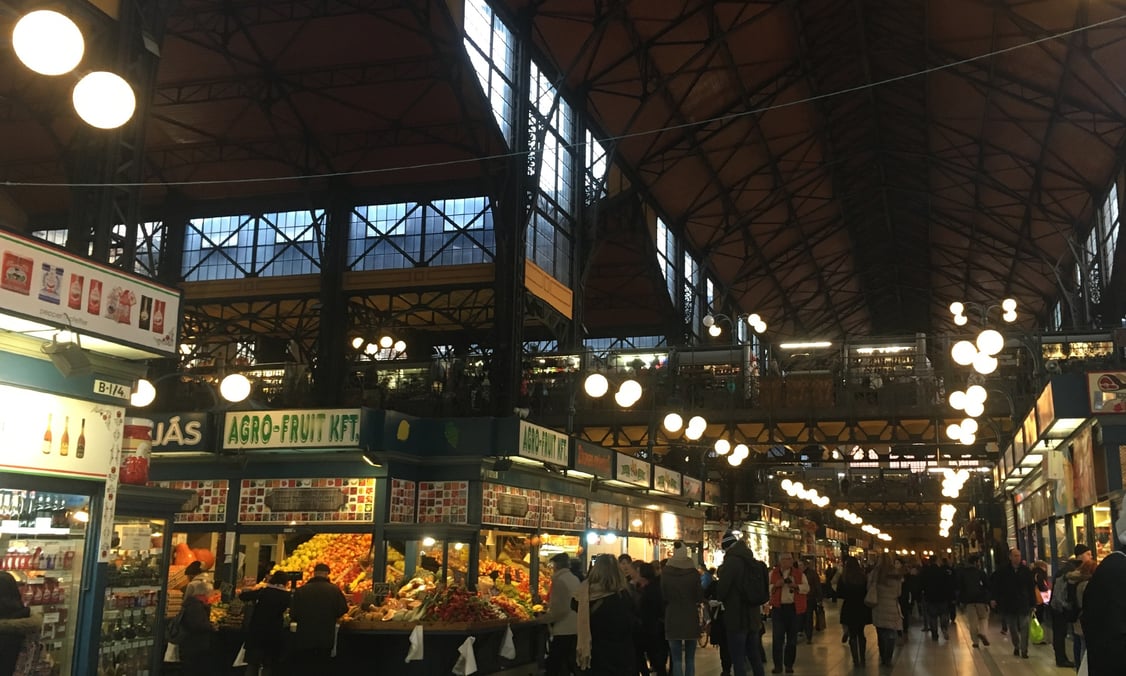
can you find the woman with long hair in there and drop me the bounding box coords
[0,572,34,676]
[573,554,638,675]
[869,553,904,667]
[837,557,872,667]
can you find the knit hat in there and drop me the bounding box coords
[721,529,739,550]
[1074,544,1091,558]
[669,545,696,569]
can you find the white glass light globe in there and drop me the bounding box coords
[972,352,998,375]
[708,325,722,337]
[964,400,985,418]
[365,342,379,355]
[619,379,642,401]
[130,378,156,408]
[960,418,979,435]
[688,415,707,431]
[949,390,967,410]
[703,314,716,328]
[727,454,743,467]
[780,478,793,491]
[73,71,136,129]
[792,482,804,494]
[584,373,608,398]
[613,390,634,408]
[945,423,962,440]
[954,314,968,326]
[959,432,976,446]
[684,424,705,442]
[393,340,407,353]
[350,336,365,349]
[949,301,964,315]
[957,469,970,483]
[714,439,731,456]
[378,335,393,349]
[976,329,1004,356]
[663,412,684,433]
[965,384,987,403]
[1002,310,1018,323]
[1002,298,1017,312]
[13,10,84,76]
[951,340,977,366]
[733,443,749,459]
[752,321,767,334]
[747,313,761,325]
[220,373,252,402]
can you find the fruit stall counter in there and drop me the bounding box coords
[336,620,546,675]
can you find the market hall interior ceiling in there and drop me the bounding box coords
[0,1,1124,485]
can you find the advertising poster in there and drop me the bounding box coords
[1087,371,1126,413]
[0,230,180,357]
[1070,426,1097,510]
[614,452,651,488]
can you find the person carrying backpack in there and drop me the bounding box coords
[716,530,768,676]
[1049,544,1091,667]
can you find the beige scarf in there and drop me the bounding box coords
[575,579,617,670]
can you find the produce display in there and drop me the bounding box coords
[272,533,373,589]
[478,559,549,604]
[343,576,538,626]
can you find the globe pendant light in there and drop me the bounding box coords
[73,71,136,129]
[13,10,84,76]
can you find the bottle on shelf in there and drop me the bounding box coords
[41,413,52,454]
[75,418,86,459]
[59,417,69,457]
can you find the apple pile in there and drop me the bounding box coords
[272,533,373,589]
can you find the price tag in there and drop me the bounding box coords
[119,525,150,551]
[42,612,60,623]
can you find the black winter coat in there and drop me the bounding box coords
[991,563,1037,615]
[238,585,291,653]
[716,542,767,635]
[177,596,215,661]
[290,576,348,654]
[956,567,991,605]
[1080,551,1126,676]
[573,590,638,676]
[837,579,871,627]
[919,564,955,604]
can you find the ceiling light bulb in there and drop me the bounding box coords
[1002,298,1017,312]
[714,439,731,455]
[219,373,252,403]
[351,336,365,349]
[949,390,967,410]
[1002,310,1018,323]
[379,335,394,349]
[684,425,704,442]
[960,418,979,435]
[971,352,998,375]
[753,321,767,333]
[951,340,977,366]
[781,478,793,491]
[688,415,707,431]
[708,325,722,337]
[949,302,964,315]
[614,390,634,408]
[959,432,976,445]
[945,423,962,440]
[584,373,608,398]
[733,443,749,459]
[954,314,968,326]
[976,329,1004,356]
[393,340,407,353]
[703,314,716,328]
[727,454,743,467]
[365,342,379,355]
[965,384,987,404]
[130,378,156,408]
[13,10,85,76]
[663,412,684,433]
[619,379,642,401]
[747,313,761,325]
[72,71,136,129]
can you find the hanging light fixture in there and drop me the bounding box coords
[663,412,684,433]
[583,373,609,398]
[219,373,252,403]
[72,71,136,129]
[130,378,157,408]
[12,10,85,76]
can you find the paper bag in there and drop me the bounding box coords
[232,644,248,667]
[452,636,477,675]
[499,625,516,660]
[405,624,425,662]
[163,643,179,663]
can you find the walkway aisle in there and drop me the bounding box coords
[692,604,1065,675]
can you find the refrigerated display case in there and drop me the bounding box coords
[0,488,90,676]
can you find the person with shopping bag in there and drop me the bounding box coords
[238,571,292,676]
[991,547,1038,659]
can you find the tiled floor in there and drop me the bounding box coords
[691,604,1070,675]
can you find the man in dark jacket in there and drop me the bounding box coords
[1080,528,1126,675]
[290,562,349,669]
[716,530,767,676]
[956,555,992,647]
[991,547,1037,659]
[919,556,954,641]
[1049,544,1090,667]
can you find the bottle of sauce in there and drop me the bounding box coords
[75,418,86,459]
[41,414,52,454]
[59,417,69,457]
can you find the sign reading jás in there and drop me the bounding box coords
[150,412,211,453]
[517,421,568,465]
[614,452,651,488]
[574,440,613,478]
[222,409,361,450]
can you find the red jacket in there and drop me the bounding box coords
[769,565,809,614]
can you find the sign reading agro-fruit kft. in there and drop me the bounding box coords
[222,409,362,450]
[517,420,569,465]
